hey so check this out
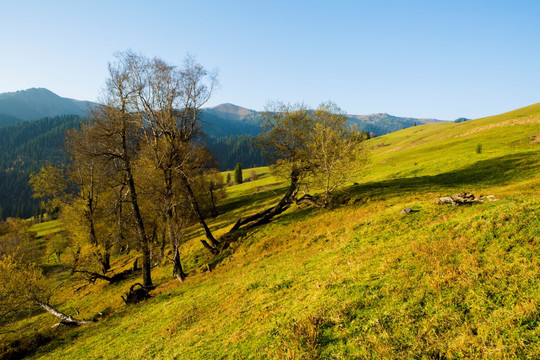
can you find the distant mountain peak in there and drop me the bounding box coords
[0,87,56,98]
[210,103,255,117]
[0,88,96,124]
[206,103,257,124]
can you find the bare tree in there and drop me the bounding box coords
[81,54,155,289]
[117,52,220,281]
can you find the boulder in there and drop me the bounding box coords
[436,192,483,206]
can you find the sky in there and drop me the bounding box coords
[1,0,539,120]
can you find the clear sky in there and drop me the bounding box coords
[1,0,539,119]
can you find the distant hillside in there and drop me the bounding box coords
[0,88,94,125]
[0,88,449,135]
[203,104,447,137]
[201,104,260,137]
[0,113,21,127]
[349,113,444,135]
[0,115,82,219]
[0,90,454,218]
[205,103,259,124]
[0,114,264,220]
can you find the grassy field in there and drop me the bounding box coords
[2,103,539,359]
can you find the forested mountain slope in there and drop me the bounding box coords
[0,115,82,219]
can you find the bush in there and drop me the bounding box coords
[476,144,483,154]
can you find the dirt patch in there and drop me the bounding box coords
[256,182,282,191]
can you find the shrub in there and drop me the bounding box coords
[234,163,243,184]
[476,144,483,154]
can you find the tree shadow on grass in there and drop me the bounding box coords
[218,182,285,214]
[348,152,539,200]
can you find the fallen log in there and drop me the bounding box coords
[74,258,140,284]
[36,301,88,327]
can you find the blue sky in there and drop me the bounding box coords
[1,0,539,119]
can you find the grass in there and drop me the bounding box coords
[2,103,539,359]
[29,219,63,238]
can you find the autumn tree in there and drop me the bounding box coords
[307,102,368,207]
[119,51,220,279]
[29,125,114,274]
[228,101,368,232]
[193,168,226,218]
[0,255,88,327]
[80,56,155,289]
[72,52,220,286]
[0,218,39,264]
[228,103,314,231]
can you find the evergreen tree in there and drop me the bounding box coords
[234,163,243,184]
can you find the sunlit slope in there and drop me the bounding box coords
[13,103,540,359]
[362,102,540,187]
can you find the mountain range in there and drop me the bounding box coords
[0,88,452,219]
[0,88,447,136]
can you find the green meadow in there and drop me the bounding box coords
[3,103,539,359]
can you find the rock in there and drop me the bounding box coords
[436,196,455,205]
[401,208,414,215]
[436,192,484,206]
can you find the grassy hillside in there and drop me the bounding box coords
[2,104,539,359]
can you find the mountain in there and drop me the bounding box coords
[0,88,94,125]
[201,103,261,137]
[206,103,258,124]
[0,113,21,127]
[202,104,446,137]
[0,88,448,136]
[348,113,444,135]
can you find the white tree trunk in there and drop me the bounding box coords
[36,301,88,326]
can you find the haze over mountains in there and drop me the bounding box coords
[0,88,94,124]
[0,88,448,136]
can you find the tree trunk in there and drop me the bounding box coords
[230,168,300,231]
[179,172,220,252]
[100,252,111,274]
[172,246,186,282]
[36,301,88,326]
[166,204,187,282]
[116,189,128,253]
[209,186,219,217]
[126,167,153,290]
[160,227,167,261]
